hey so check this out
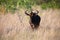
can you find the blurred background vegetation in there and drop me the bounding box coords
[0,0,60,12]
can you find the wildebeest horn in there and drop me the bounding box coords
[36,10,39,13]
[25,10,28,14]
[25,10,28,13]
[31,9,33,13]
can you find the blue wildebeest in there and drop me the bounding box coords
[25,10,41,29]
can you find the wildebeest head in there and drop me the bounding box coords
[30,9,39,16]
[25,9,39,16]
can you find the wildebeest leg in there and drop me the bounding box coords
[34,24,39,29]
[31,24,34,29]
[29,21,34,29]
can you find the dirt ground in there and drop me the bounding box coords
[0,6,60,40]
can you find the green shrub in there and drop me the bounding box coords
[0,0,60,11]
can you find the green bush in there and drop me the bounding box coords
[41,0,60,9]
[0,0,60,11]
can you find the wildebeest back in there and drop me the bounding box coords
[31,15,40,25]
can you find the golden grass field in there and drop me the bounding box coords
[0,6,60,40]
